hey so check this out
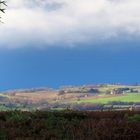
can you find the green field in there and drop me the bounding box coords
[77,93,140,104]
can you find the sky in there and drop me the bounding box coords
[0,0,140,90]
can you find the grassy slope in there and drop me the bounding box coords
[77,93,140,104]
[0,93,10,98]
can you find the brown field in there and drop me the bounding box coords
[7,90,93,104]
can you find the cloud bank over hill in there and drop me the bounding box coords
[0,0,140,48]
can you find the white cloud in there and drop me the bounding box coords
[0,0,140,48]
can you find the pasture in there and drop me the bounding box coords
[77,93,140,104]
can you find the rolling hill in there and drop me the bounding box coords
[0,84,140,111]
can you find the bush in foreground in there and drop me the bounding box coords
[0,110,140,140]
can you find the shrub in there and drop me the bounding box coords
[0,131,7,140]
[6,110,31,121]
[125,114,140,121]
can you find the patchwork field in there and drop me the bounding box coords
[0,84,140,110]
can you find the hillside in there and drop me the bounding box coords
[0,84,140,111]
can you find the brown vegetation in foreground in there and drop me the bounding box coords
[0,110,140,140]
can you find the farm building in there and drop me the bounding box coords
[110,88,130,95]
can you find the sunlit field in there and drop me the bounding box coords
[77,93,140,104]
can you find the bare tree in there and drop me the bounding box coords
[0,1,7,23]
